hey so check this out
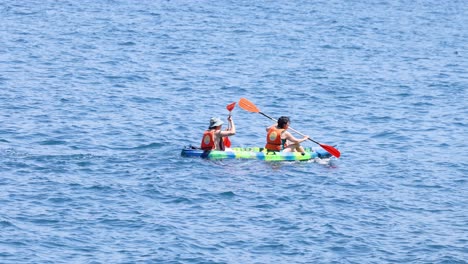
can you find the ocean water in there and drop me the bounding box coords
[1,0,467,263]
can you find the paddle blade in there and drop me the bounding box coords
[226,102,236,112]
[224,137,231,148]
[320,144,341,158]
[238,98,260,113]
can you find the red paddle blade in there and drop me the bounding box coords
[238,98,260,113]
[320,144,341,158]
[224,137,231,148]
[226,102,236,112]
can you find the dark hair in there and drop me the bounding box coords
[277,116,290,128]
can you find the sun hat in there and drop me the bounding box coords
[209,117,224,128]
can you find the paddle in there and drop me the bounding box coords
[226,102,236,112]
[238,98,341,158]
[223,102,236,148]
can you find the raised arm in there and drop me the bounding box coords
[220,116,235,136]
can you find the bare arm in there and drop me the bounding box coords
[220,116,235,136]
[284,131,309,144]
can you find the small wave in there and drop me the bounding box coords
[129,96,164,103]
[0,220,16,228]
[133,142,164,150]
[320,44,336,49]
[329,246,347,252]
[254,203,275,209]
[370,130,400,139]
[168,197,193,204]
[13,11,40,16]
[218,191,235,198]
[85,185,114,192]
[252,243,286,252]
[104,74,149,82]
[31,218,60,225]
[118,41,136,46]
[38,140,67,146]
[47,197,73,204]
[106,142,164,151]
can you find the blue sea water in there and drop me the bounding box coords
[1,0,467,263]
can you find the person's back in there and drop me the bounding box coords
[265,125,286,151]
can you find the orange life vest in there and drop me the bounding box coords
[201,130,224,150]
[265,127,285,151]
[201,130,215,150]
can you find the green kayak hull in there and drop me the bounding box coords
[181,146,333,161]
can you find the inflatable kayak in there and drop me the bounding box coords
[181,146,334,161]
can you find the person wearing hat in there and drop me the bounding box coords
[201,116,236,150]
[265,116,309,153]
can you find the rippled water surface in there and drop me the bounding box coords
[1,0,467,263]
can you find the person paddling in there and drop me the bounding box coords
[265,116,309,153]
[201,116,236,151]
